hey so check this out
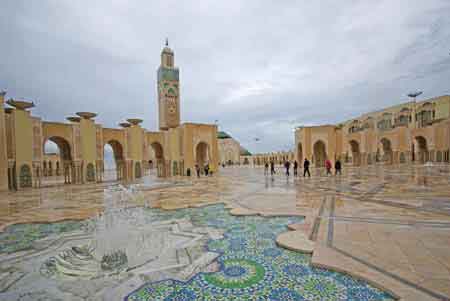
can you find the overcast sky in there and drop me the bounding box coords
[1,1,450,153]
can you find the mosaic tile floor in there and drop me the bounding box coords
[0,202,394,300]
[125,204,394,301]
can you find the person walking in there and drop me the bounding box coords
[195,164,200,178]
[204,164,209,176]
[270,161,276,175]
[264,162,269,175]
[293,160,298,176]
[325,159,332,176]
[303,158,311,177]
[284,161,291,176]
[335,159,342,175]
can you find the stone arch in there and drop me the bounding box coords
[313,140,327,167]
[195,141,210,169]
[151,142,165,177]
[19,164,32,188]
[380,138,393,164]
[349,140,361,166]
[297,143,303,166]
[44,136,72,161]
[415,136,428,163]
[104,139,125,180]
[43,136,73,184]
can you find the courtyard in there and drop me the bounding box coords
[0,164,449,300]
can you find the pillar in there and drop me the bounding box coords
[0,92,8,191]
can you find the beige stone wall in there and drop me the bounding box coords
[295,95,450,167]
[181,123,219,174]
[13,109,34,187]
[218,138,241,164]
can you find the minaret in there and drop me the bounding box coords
[157,39,180,130]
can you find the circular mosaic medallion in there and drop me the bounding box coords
[203,258,265,289]
[164,288,197,301]
[268,288,305,301]
[301,276,346,300]
[282,264,310,277]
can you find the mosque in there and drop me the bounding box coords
[295,95,450,167]
[0,42,219,191]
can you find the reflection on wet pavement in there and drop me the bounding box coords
[1,165,450,300]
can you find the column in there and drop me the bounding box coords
[0,91,8,191]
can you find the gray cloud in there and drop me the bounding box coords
[1,0,450,153]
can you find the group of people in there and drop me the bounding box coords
[195,163,212,177]
[264,158,342,177]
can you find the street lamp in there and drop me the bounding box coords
[407,91,422,101]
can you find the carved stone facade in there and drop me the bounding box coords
[0,43,219,191]
[247,151,295,166]
[295,95,450,167]
[217,131,250,165]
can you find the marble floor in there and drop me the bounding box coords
[0,164,449,300]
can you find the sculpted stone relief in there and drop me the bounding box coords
[32,120,42,161]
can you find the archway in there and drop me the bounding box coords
[313,140,327,167]
[415,136,428,163]
[151,142,165,177]
[349,140,361,166]
[43,137,72,185]
[297,143,303,166]
[380,138,393,164]
[43,140,59,177]
[104,140,125,181]
[196,142,210,172]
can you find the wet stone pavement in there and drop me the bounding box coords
[0,164,449,300]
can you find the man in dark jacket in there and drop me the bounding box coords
[335,159,342,175]
[284,161,290,176]
[195,164,200,178]
[303,158,311,177]
[270,161,276,175]
[293,161,298,176]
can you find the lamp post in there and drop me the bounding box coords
[407,91,422,101]
[254,137,261,166]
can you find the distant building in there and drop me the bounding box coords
[249,151,295,166]
[295,95,450,167]
[217,131,251,165]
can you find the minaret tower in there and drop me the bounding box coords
[157,39,180,130]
